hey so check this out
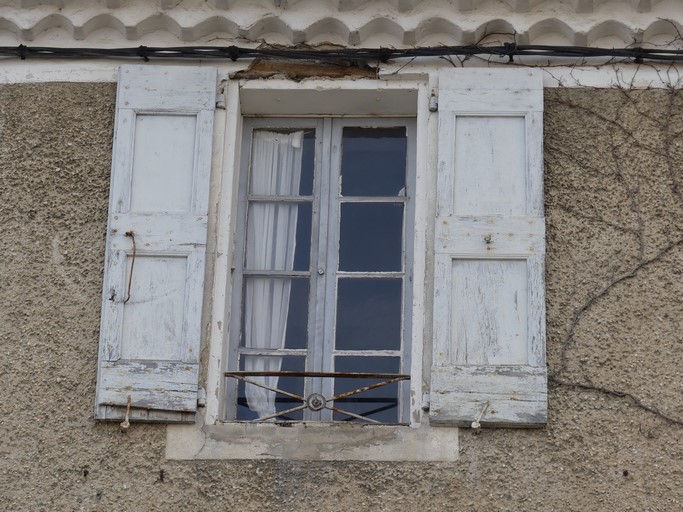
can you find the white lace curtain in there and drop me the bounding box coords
[244,130,304,419]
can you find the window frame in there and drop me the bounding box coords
[203,78,433,431]
[225,116,417,424]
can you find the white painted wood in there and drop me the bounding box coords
[98,361,199,413]
[433,252,545,369]
[430,366,547,427]
[450,259,528,365]
[205,82,237,426]
[431,68,546,427]
[434,216,545,255]
[526,112,545,217]
[407,79,433,426]
[95,65,216,422]
[120,255,187,361]
[129,114,197,213]
[437,69,543,113]
[527,253,546,366]
[117,65,216,111]
[453,116,527,216]
[109,214,209,250]
[239,81,419,116]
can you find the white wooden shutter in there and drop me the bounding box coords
[430,69,546,427]
[95,65,216,423]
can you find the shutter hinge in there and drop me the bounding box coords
[428,90,438,112]
[197,387,207,407]
[215,93,226,110]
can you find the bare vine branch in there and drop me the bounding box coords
[553,236,683,377]
[550,376,683,426]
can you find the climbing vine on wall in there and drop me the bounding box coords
[544,85,683,427]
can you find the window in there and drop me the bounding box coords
[225,118,416,423]
[96,66,547,459]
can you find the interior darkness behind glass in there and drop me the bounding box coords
[340,127,406,197]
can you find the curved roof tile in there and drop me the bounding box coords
[0,0,680,48]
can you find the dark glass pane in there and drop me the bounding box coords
[249,129,314,197]
[340,127,406,197]
[333,357,400,423]
[241,277,309,350]
[299,131,315,196]
[339,203,403,271]
[335,278,402,351]
[236,356,305,421]
[245,202,311,271]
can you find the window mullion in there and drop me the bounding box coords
[314,117,342,421]
[302,118,331,419]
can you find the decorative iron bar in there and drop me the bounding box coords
[225,371,410,423]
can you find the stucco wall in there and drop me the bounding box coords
[1,82,682,511]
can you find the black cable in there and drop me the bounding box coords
[1,44,683,63]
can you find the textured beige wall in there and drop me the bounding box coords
[1,83,682,511]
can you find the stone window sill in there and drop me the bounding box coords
[166,414,459,462]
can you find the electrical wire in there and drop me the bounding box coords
[2,43,683,63]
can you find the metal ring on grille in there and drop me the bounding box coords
[306,393,326,411]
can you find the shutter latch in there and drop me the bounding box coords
[215,93,226,110]
[471,401,490,429]
[421,393,430,412]
[197,387,207,407]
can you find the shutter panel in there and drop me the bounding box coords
[430,69,546,427]
[95,65,216,423]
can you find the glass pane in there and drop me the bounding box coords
[241,277,309,350]
[340,127,407,197]
[333,357,400,423]
[300,131,315,196]
[335,278,402,351]
[339,203,403,272]
[236,356,305,421]
[250,129,314,196]
[245,202,311,271]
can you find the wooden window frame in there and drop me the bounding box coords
[224,117,417,423]
[202,78,431,432]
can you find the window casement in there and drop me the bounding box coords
[225,118,416,424]
[95,65,547,455]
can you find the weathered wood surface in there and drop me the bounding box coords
[98,361,199,412]
[430,366,547,427]
[95,65,216,422]
[431,68,546,427]
[434,216,545,255]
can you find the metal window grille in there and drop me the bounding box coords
[225,371,410,423]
